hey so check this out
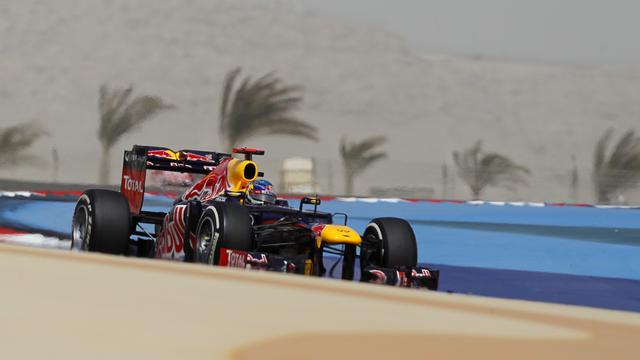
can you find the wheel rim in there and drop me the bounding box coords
[363,224,384,266]
[197,217,219,264]
[71,205,89,251]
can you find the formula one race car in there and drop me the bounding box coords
[71,145,438,290]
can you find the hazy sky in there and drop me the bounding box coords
[300,0,640,66]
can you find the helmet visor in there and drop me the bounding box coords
[249,192,276,205]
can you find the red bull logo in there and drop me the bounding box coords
[180,151,212,162]
[147,149,177,159]
[148,149,214,163]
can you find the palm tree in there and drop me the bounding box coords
[593,128,640,204]
[452,140,530,199]
[569,154,579,202]
[219,67,318,150]
[0,122,48,167]
[98,84,174,184]
[339,135,387,195]
[52,147,60,182]
[441,163,449,198]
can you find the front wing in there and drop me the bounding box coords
[219,248,439,291]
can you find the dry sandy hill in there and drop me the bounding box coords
[2,0,640,201]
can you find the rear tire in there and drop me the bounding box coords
[363,217,417,268]
[194,201,253,265]
[71,189,131,255]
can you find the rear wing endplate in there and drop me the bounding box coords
[121,145,231,214]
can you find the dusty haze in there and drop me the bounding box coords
[2,0,640,202]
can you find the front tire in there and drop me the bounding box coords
[362,217,417,268]
[194,201,253,265]
[71,189,131,255]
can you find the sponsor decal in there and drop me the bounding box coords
[218,248,249,268]
[397,271,409,287]
[122,175,144,193]
[228,250,246,268]
[180,151,213,162]
[182,158,231,202]
[147,149,178,159]
[121,149,147,214]
[124,151,145,162]
[246,253,268,269]
[411,268,432,278]
[169,162,192,168]
[156,205,187,260]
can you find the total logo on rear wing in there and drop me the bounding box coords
[121,147,148,215]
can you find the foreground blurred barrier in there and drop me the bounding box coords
[1,243,640,359]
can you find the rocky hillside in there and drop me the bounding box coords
[2,0,640,201]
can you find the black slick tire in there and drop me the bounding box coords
[71,189,131,255]
[363,217,417,268]
[194,201,253,265]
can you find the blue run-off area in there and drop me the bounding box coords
[2,194,639,312]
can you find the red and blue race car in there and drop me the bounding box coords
[71,145,438,289]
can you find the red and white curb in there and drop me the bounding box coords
[0,228,70,249]
[0,191,47,198]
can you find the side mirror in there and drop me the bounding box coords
[301,196,321,206]
[299,196,321,213]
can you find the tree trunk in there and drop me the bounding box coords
[597,189,611,204]
[471,186,482,200]
[223,130,238,153]
[441,163,448,199]
[222,137,231,153]
[98,143,110,185]
[51,147,59,182]
[345,171,354,196]
[594,177,611,204]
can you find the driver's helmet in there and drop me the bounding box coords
[245,179,277,205]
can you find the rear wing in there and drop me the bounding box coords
[121,145,231,214]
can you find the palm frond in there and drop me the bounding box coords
[452,140,529,199]
[607,130,640,169]
[594,128,613,172]
[0,122,48,167]
[220,67,241,133]
[219,68,316,149]
[357,152,387,172]
[593,128,640,203]
[341,136,387,161]
[340,135,388,194]
[106,96,173,147]
[98,85,173,149]
[97,85,173,184]
[99,85,133,141]
[246,117,318,143]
